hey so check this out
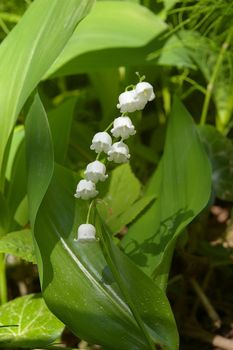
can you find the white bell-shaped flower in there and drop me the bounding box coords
[117,89,148,113]
[116,90,139,113]
[108,141,130,163]
[74,179,98,200]
[84,160,108,183]
[111,116,136,140]
[135,82,155,102]
[90,132,112,154]
[77,224,96,242]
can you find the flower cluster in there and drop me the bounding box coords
[74,77,155,241]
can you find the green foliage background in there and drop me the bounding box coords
[0,0,232,349]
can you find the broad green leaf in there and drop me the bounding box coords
[26,95,54,229]
[48,97,77,164]
[102,164,141,217]
[0,0,94,177]
[35,165,178,350]
[109,195,155,234]
[0,194,9,237]
[26,95,178,350]
[46,1,167,76]
[70,121,94,163]
[0,229,35,263]
[122,97,212,289]
[156,34,196,69]
[14,196,29,227]
[6,139,27,226]
[199,125,233,201]
[89,68,120,129]
[98,164,155,234]
[0,294,63,348]
[5,125,24,181]
[97,217,179,349]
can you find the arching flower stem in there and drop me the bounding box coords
[86,199,95,224]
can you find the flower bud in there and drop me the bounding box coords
[111,116,136,140]
[107,141,130,163]
[135,82,155,102]
[90,132,112,154]
[84,160,108,183]
[77,224,96,242]
[74,179,98,200]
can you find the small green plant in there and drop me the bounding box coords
[0,1,232,350]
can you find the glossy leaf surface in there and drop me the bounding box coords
[98,164,155,234]
[0,229,35,263]
[122,97,212,289]
[46,1,167,76]
[0,294,63,348]
[0,0,94,174]
[48,97,77,164]
[25,95,178,350]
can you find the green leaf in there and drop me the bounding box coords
[0,294,64,348]
[122,97,212,289]
[98,164,155,234]
[5,125,25,181]
[89,68,120,129]
[110,195,155,234]
[102,164,141,218]
[6,139,27,226]
[26,95,54,229]
[25,94,178,350]
[97,217,179,350]
[199,125,233,201]
[35,165,178,350]
[48,97,77,164]
[174,30,233,131]
[0,194,9,237]
[0,229,36,263]
[156,34,196,69]
[46,1,167,76]
[0,0,94,177]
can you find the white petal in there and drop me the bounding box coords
[135,82,155,102]
[77,224,96,242]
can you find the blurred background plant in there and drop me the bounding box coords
[0,0,232,350]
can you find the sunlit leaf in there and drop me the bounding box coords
[25,94,179,350]
[0,294,63,348]
[48,97,77,164]
[0,0,94,177]
[98,164,155,234]
[122,97,212,289]
[0,229,35,263]
[46,1,167,76]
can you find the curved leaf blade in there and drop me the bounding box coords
[0,229,35,263]
[46,1,167,76]
[0,0,94,173]
[122,97,212,289]
[0,294,64,348]
[26,95,178,350]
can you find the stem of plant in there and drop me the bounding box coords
[0,253,7,305]
[200,29,233,125]
[190,277,221,328]
[104,121,113,132]
[86,200,95,224]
